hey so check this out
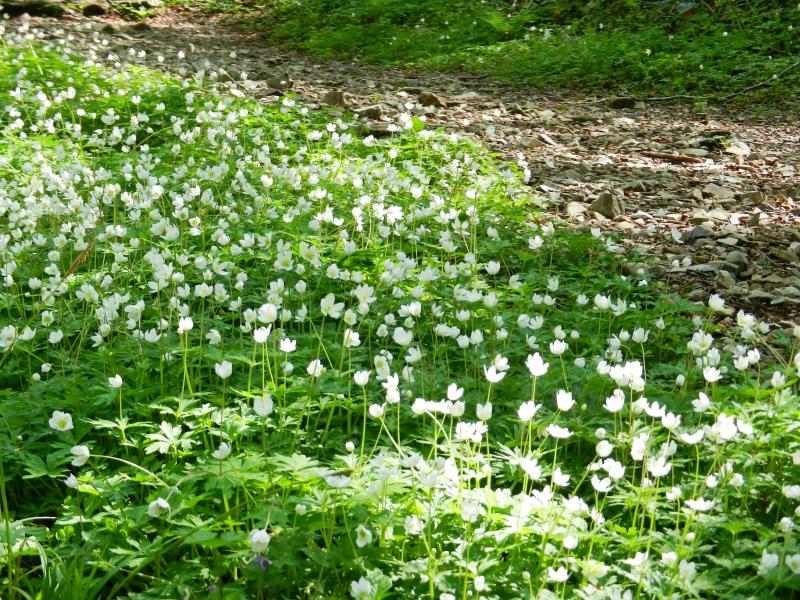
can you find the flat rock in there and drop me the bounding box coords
[353,104,383,119]
[564,201,587,218]
[725,250,749,273]
[323,90,350,108]
[265,76,293,90]
[702,183,735,200]
[684,225,714,242]
[418,91,447,108]
[589,191,624,219]
[725,139,751,157]
[451,91,481,103]
[738,190,765,203]
[623,180,647,193]
[678,148,710,158]
[77,0,109,15]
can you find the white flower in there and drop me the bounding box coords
[476,402,492,421]
[446,383,464,401]
[392,327,413,346]
[343,328,361,348]
[320,293,344,319]
[759,550,779,573]
[253,326,271,343]
[484,365,505,383]
[65,474,78,489]
[350,576,373,600]
[354,370,371,386]
[549,340,568,355]
[280,337,296,352]
[206,329,222,345]
[552,467,570,487]
[708,294,731,313]
[603,458,625,480]
[684,498,715,512]
[253,394,274,417]
[596,440,613,458]
[49,410,73,432]
[212,442,231,460]
[783,485,800,499]
[355,525,373,548]
[647,456,672,478]
[702,366,722,383]
[555,390,575,412]
[603,389,625,413]
[108,374,123,388]
[692,392,711,412]
[518,401,541,422]
[525,353,549,377]
[177,316,193,334]
[546,424,572,439]
[786,554,800,575]
[307,359,326,378]
[147,497,171,518]
[547,566,569,583]
[249,528,271,553]
[214,360,233,379]
[70,445,91,466]
[661,551,677,566]
[591,475,612,492]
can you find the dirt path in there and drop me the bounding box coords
[13,8,800,325]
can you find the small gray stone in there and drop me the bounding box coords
[589,191,624,219]
[715,270,737,289]
[726,250,748,272]
[684,225,714,242]
[738,190,765,203]
[687,288,707,302]
[192,58,214,73]
[353,105,383,119]
[688,263,723,274]
[623,180,647,193]
[622,262,648,277]
[129,21,152,33]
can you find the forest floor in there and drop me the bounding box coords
[19,7,800,324]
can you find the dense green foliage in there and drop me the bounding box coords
[1,21,800,600]
[217,0,800,106]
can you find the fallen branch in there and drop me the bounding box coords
[640,151,705,164]
[645,94,705,102]
[721,60,800,101]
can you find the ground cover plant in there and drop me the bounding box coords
[239,0,800,107]
[0,20,799,600]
